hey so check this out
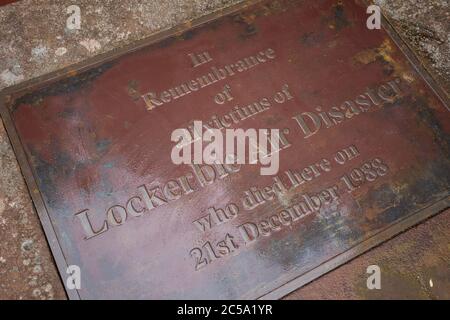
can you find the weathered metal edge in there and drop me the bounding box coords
[0,96,79,298]
[377,4,449,110]
[0,0,448,300]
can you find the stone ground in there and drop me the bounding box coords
[0,0,448,299]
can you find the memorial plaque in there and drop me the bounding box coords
[1,0,449,299]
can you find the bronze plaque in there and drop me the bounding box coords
[1,0,449,299]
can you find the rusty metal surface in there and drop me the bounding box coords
[0,0,449,299]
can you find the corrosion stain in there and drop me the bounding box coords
[231,0,300,39]
[299,32,325,47]
[29,142,72,210]
[352,39,416,83]
[11,62,115,113]
[127,79,140,101]
[410,95,450,157]
[353,49,378,65]
[327,1,350,31]
[360,158,450,229]
[233,13,259,38]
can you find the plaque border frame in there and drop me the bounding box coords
[0,0,448,300]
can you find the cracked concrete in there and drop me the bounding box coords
[0,0,449,299]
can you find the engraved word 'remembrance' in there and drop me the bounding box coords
[140,48,276,110]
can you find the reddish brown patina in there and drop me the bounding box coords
[0,0,449,299]
[0,0,19,6]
